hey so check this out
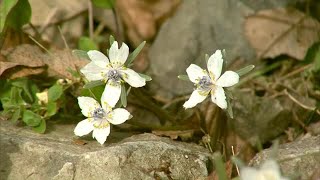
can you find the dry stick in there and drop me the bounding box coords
[28,35,53,56]
[88,0,94,39]
[259,15,306,59]
[231,146,240,176]
[284,89,320,115]
[58,26,70,50]
[278,64,312,81]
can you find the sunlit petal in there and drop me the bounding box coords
[109,41,119,64]
[92,126,110,145]
[80,62,105,81]
[211,87,227,109]
[87,50,110,68]
[207,50,223,80]
[240,167,260,180]
[121,68,146,87]
[216,71,239,87]
[186,64,207,83]
[74,119,94,136]
[108,108,131,125]
[183,90,207,109]
[101,82,121,107]
[118,42,129,65]
[78,97,100,117]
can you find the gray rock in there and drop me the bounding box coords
[147,0,291,98]
[251,135,320,180]
[0,120,213,180]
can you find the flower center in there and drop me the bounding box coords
[92,108,106,120]
[92,108,110,128]
[197,76,212,90]
[107,69,122,82]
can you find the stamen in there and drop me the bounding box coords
[197,76,212,90]
[107,69,122,82]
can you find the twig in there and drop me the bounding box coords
[58,26,69,49]
[88,0,94,39]
[278,64,312,81]
[232,146,240,176]
[284,89,320,115]
[28,35,53,56]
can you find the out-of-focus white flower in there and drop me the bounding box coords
[240,160,289,180]
[36,90,48,105]
[74,96,131,145]
[183,50,239,109]
[80,41,146,107]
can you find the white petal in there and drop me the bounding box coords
[74,119,94,136]
[87,50,110,68]
[240,167,260,180]
[186,64,207,83]
[101,82,121,107]
[121,68,146,87]
[216,71,239,87]
[207,50,223,80]
[183,90,207,109]
[109,42,129,68]
[78,97,101,117]
[261,160,280,172]
[211,87,227,109]
[92,126,110,145]
[118,42,129,65]
[80,62,105,81]
[109,108,131,125]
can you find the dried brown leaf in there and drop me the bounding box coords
[152,130,194,140]
[245,8,320,60]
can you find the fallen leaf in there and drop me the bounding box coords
[245,7,320,60]
[73,138,87,145]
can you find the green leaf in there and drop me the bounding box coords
[32,119,46,133]
[138,73,152,81]
[83,80,104,89]
[226,95,233,119]
[120,84,127,107]
[0,0,18,32]
[109,35,115,46]
[46,101,57,117]
[48,84,63,102]
[22,110,42,126]
[125,41,146,66]
[205,54,209,64]
[231,156,245,169]
[81,85,104,101]
[11,107,21,123]
[10,87,25,105]
[235,65,255,76]
[4,0,31,31]
[304,42,320,64]
[92,0,115,9]
[72,49,90,60]
[213,152,228,180]
[177,75,190,81]
[11,78,36,103]
[78,36,98,51]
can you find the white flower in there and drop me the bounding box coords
[80,41,146,107]
[240,160,289,180]
[74,96,132,145]
[183,50,239,109]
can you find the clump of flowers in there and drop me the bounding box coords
[73,37,150,144]
[74,96,131,144]
[240,159,289,180]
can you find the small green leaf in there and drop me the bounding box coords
[81,85,104,100]
[46,101,57,117]
[177,75,190,81]
[92,0,115,9]
[109,35,115,46]
[205,54,209,64]
[125,41,146,66]
[22,110,42,127]
[78,36,98,51]
[126,86,131,96]
[72,49,90,60]
[138,73,152,81]
[213,152,228,180]
[32,119,46,133]
[5,0,31,30]
[235,65,255,76]
[48,84,63,102]
[10,87,25,105]
[120,84,127,107]
[83,80,104,89]
[11,107,21,123]
[0,0,18,32]
[226,96,233,119]
[11,78,35,103]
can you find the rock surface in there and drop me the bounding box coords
[251,135,320,180]
[0,120,213,180]
[147,0,291,99]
